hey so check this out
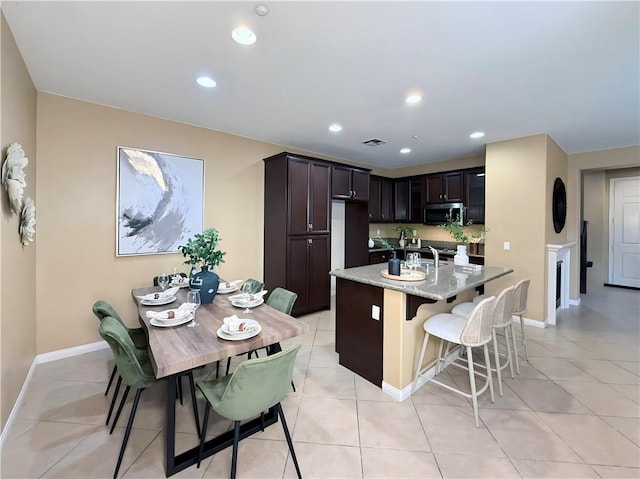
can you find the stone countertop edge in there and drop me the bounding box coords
[330,264,513,301]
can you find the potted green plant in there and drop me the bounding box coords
[393,225,413,247]
[179,228,226,303]
[437,214,470,244]
[469,226,489,255]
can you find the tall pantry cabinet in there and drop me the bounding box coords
[263,152,331,316]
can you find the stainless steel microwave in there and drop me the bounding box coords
[423,202,464,225]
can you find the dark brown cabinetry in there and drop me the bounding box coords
[287,235,330,316]
[369,175,393,222]
[464,168,485,224]
[394,177,423,223]
[424,171,464,204]
[335,278,383,386]
[264,152,331,316]
[332,166,369,201]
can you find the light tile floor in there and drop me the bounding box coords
[1,287,639,478]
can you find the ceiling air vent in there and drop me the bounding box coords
[362,138,387,147]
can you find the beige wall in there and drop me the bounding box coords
[583,171,607,292]
[545,137,568,245]
[1,13,38,430]
[485,135,548,322]
[567,146,640,296]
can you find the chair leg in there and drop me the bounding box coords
[505,326,515,379]
[177,376,184,405]
[276,403,301,479]
[106,376,122,426]
[110,385,130,434]
[435,340,445,375]
[291,380,296,392]
[492,331,503,397]
[231,420,241,479]
[519,313,529,361]
[466,346,480,428]
[226,357,232,376]
[112,388,144,479]
[186,372,201,438]
[105,365,117,396]
[215,360,220,378]
[484,344,495,404]
[512,315,521,374]
[412,332,430,395]
[197,403,211,469]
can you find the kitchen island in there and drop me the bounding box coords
[330,263,512,401]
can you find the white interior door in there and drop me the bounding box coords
[610,177,640,287]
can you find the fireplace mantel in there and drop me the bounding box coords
[546,242,576,325]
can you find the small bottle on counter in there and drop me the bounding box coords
[388,251,401,276]
[368,238,375,248]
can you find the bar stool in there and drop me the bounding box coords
[412,296,496,427]
[512,279,531,373]
[452,286,516,396]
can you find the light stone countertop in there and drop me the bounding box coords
[330,263,513,301]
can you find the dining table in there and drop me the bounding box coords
[132,285,309,477]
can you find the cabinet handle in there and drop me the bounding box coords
[308,223,313,231]
[444,194,447,199]
[352,190,356,198]
[439,194,443,199]
[308,238,313,244]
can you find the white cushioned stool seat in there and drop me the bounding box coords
[451,301,475,317]
[423,313,468,343]
[472,294,490,304]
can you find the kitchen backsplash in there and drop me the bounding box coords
[369,223,486,244]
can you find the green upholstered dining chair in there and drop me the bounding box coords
[196,344,302,479]
[266,287,298,316]
[99,316,201,479]
[92,300,147,397]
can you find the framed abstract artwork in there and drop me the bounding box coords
[116,147,204,256]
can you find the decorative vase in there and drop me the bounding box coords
[368,238,375,248]
[469,243,479,255]
[454,245,470,266]
[388,251,401,276]
[189,266,220,304]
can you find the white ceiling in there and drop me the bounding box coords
[3,1,639,169]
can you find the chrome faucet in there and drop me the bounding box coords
[428,246,440,268]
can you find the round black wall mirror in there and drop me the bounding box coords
[552,177,567,233]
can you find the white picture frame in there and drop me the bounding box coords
[116,146,204,256]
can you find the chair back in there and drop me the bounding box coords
[491,286,515,329]
[266,287,298,315]
[242,278,264,294]
[512,279,530,315]
[211,344,301,421]
[98,316,156,389]
[92,300,123,323]
[460,296,496,347]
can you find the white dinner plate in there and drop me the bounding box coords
[216,323,262,341]
[218,285,239,294]
[141,296,177,306]
[221,319,259,335]
[150,314,194,328]
[170,281,190,288]
[230,297,264,309]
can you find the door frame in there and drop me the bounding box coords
[608,175,640,285]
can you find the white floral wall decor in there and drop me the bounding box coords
[1,143,29,214]
[19,196,36,246]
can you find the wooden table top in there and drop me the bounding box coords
[132,287,309,378]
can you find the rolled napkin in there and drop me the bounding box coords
[218,279,243,290]
[146,303,192,321]
[228,290,268,302]
[170,276,189,286]
[138,286,180,301]
[223,315,255,333]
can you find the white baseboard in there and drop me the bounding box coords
[512,315,545,329]
[569,298,580,306]
[37,340,108,364]
[0,340,109,449]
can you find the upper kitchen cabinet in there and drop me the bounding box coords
[464,167,486,224]
[332,165,370,201]
[369,175,393,222]
[287,156,331,235]
[424,171,464,204]
[395,177,423,223]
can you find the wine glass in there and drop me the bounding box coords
[186,289,201,327]
[405,253,415,272]
[239,281,261,314]
[157,273,170,291]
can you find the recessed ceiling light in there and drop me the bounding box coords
[405,94,423,104]
[328,124,342,133]
[196,76,217,88]
[232,27,257,45]
[254,4,269,16]
[412,134,420,139]
[470,131,485,139]
[400,148,411,154]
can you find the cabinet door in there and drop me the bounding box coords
[308,235,331,312]
[443,172,464,202]
[351,169,370,201]
[369,176,382,221]
[465,168,485,224]
[331,165,352,200]
[309,162,331,233]
[287,236,309,313]
[288,158,311,234]
[394,179,409,222]
[409,178,423,222]
[425,174,444,203]
[380,178,393,222]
